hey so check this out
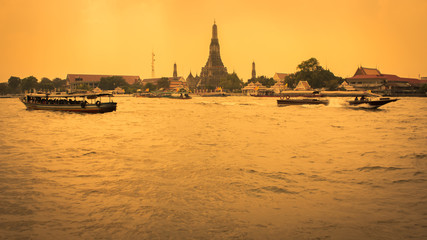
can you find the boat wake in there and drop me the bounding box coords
[327,98,348,108]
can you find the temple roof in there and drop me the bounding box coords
[273,73,289,81]
[187,72,194,79]
[354,67,381,76]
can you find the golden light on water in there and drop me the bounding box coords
[1,1,427,238]
[1,0,427,81]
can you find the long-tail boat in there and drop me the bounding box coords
[21,93,117,113]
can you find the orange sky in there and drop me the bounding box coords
[1,0,426,82]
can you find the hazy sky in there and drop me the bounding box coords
[1,0,426,82]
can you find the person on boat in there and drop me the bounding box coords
[361,96,366,101]
[354,96,358,101]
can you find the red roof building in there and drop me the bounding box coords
[346,67,426,92]
[67,74,141,91]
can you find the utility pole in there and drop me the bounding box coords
[152,51,155,78]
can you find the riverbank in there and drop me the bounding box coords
[227,91,426,97]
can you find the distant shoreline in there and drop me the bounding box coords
[227,91,427,97]
[1,91,425,98]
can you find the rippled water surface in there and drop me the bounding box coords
[0,96,426,239]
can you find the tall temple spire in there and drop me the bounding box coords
[173,62,177,79]
[252,61,256,79]
[212,21,218,39]
[200,21,228,88]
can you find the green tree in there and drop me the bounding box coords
[297,57,321,72]
[0,83,9,95]
[247,76,275,88]
[157,77,170,90]
[122,83,142,94]
[144,82,156,92]
[8,76,21,93]
[53,78,67,91]
[40,77,54,92]
[285,58,342,90]
[21,76,38,93]
[219,73,243,91]
[325,78,341,91]
[99,76,128,90]
[284,74,298,89]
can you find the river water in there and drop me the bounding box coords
[0,96,426,239]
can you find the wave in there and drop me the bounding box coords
[327,98,347,108]
[400,153,427,159]
[261,186,298,194]
[357,166,405,172]
[392,179,426,184]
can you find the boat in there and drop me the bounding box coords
[277,96,329,106]
[134,92,156,98]
[155,92,192,99]
[347,96,398,109]
[199,93,228,97]
[21,93,117,113]
[250,90,278,97]
[277,98,329,106]
[166,93,192,99]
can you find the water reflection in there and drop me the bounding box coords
[0,96,426,239]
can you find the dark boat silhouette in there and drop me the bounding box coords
[347,97,398,109]
[277,96,329,106]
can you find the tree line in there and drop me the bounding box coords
[1,57,347,95]
[285,58,344,90]
[0,76,68,95]
[0,76,143,95]
[243,58,344,90]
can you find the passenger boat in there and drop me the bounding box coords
[21,93,117,113]
[347,96,398,109]
[277,98,329,106]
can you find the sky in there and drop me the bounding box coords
[1,0,426,82]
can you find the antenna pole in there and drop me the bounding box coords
[152,51,155,78]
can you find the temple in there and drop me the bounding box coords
[199,21,228,89]
[252,62,256,79]
[173,63,178,79]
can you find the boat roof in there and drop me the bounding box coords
[26,93,113,98]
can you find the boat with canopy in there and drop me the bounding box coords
[21,93,117,113]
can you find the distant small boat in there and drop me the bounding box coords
[21,93,117,113]
[250,90,278,97]
[251,93,279,97]
[199,92,228,97]
[347,97,398,109]
[277,96,329,106]
[134,92,155,98]
[167,93,192,99]
[154,92,192,99]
